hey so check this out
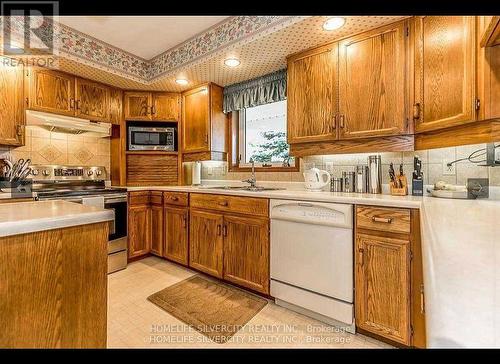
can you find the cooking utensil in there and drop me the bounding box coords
[389,163,396,183]
[399,164,404,188]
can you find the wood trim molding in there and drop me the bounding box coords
[480,16,500,47]
[290,135,414,157]
[182,151,227,162]
[415,119,500,150]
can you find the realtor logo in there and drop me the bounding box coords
[1,1,59,56]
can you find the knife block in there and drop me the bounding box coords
[390,175,408,196]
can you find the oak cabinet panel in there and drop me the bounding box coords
[0,61,25,146]
[128,205,151,259]
[28,68,75,116]
[109,88,123,125]
[414,16,477,132]
[182,85,210,152]
[164,206,189,265]
[223,215,269,294]
[355,233,411,345]
[152,92,180,121]
[287,44,339,143]
[124,92,152,120]
[189,209,223,278]
[75,78,110,122]
[339,21,408,139]
[150,204,163,257]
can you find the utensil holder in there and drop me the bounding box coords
[390,175,408,196]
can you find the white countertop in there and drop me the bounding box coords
[0,200,114,238]
[124,183,500,348]
[126,185,424,209]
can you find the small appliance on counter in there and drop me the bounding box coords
[355,165,369,193]
[412,156,424,196]
[330,177,343,192]
[182,161,202,186]
[428,178,489,199]
[342,171,356,193]
[303,168,331,192]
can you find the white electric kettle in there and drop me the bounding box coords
[303,168,331,192]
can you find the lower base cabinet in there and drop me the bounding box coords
[164,206,189,265]
[223,215,269,294]
[128,205,151,259]
[150,204,163,256]
[189,209,224,278]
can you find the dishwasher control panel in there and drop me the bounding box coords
[270,199,353,228]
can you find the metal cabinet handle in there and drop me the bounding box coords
[339,114,345,128]
[332,115,337,130]
[372,216,393,224]
[182,215,187,228]
[218,201,228,207]
[151,105,156,115]
[16,125,24,137]
[420,284,425,314]
[217,224,222,236]
[75,100,81,110]
[205,134,209,144]
[223,224,228,237]
[170,196,178,201]
[70,98,75,109]
[413,103,421,120]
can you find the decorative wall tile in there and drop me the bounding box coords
[73,147,94,164]
[39,144,63,163]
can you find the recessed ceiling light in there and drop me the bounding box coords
[323,17,345,31]
[175,79,188,85]
[224,58,241,67]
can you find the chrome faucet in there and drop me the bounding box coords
[242,159,257,188]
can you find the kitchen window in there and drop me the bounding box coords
[229,100,297,171]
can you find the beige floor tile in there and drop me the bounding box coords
[107,257,392,349]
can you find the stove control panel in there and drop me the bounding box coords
[29,165,108,181]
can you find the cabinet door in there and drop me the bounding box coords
[414,16,476,132]
[287,44,338,143]
[75,78,110,122]
[150,204,163,257]
[128,205,151,258]
[189,209,223,278]
[164,206,189,265]
[223,215,269,294]
[124,92,152,121]
[109,88,123,125]
[0,61,25,146]
[182,85,210,153]
[28,68,75,116]
[152,92,180,121]
[355,233,411,345]
[339,21,408,139]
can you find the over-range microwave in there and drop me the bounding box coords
[128,126,176,151]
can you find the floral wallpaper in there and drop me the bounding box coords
[1,15,298,83]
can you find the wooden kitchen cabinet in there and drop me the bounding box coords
[355,233,411,345]
[339,20,409,139]
[124,92,151,121]
[189,209,224,278]
[164,206,189,265]
[124,91,180,121]
[223,214,269,294]
[27,68,76,116]
[128,204,151,259]
[182,83,227,155]
[0,60,25,146]
[287,43,339,143]
[413,16,477,132]
[150,193,164,257]
[355,205,425,347]
[109,88,123,125]
[75,78,110,122]
[152,92,180,121]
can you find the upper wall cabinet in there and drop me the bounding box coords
[0,61,25,146]
[27,68,76,117]
[413,16,477,133]
[124,91,180,121]
[182,83,227,155]
[287,43,339,144]
[109,88,123,125]
[75,78,110,122]
[339,21,409,139]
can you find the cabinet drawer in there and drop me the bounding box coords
[128,191,150,206]
[164,192,188,207]
[356,205,410,234]
[190,193,268,217]
[150,191,163,205]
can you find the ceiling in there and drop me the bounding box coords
[58,16,229,59]
[24,16,408,91]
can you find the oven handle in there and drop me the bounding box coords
[104,197,127,204]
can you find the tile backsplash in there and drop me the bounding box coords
[201,143,500,187]
[0,126,111,175]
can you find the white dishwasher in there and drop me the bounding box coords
[270,199,354,332]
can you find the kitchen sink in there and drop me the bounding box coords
[201,186,285,192]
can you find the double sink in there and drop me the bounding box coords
[200,186,285,192]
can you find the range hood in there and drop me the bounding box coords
[26,110,112,137]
